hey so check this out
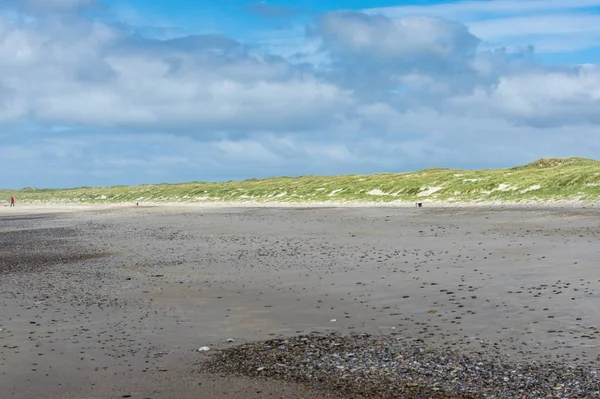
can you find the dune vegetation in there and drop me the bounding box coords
[2,157,600,205]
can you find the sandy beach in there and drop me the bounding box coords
[1,204,600,398]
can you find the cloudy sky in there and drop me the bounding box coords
[1,0,600,188]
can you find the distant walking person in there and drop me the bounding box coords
[10,197,14,207]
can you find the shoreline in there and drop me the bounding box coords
[1,199,599,213]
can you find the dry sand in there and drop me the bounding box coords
[1,204,600,398]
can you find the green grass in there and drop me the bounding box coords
[2,157,600,205]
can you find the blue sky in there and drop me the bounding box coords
[1,0,600,188]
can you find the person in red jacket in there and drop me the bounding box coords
[10,197,14,207]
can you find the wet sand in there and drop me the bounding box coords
[1,205,599,398]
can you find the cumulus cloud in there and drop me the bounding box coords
[316,11,479,61]
[1,3,600,187]
[0,17,351,132]
[313,11,485,101]
[447,64,600,127]
[1,7,596,131]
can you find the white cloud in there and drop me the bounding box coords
[0,17,352,131]
[448,64,600,126]
[469,14,600,39]
[316,11,479,63]
[467,14,600,53]
[0,4,600,187]
[367,0,600,54]
[367,0,600,20]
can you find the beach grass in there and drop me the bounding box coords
[2,157,600,205]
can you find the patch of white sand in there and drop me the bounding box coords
[367,189,388,196]
[417,187,444,197]
[521,185,541,193]
[496,184,517,191]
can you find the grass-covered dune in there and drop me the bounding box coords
[3,157,600,206]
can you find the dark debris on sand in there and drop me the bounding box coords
[203,333,600,399]
[0,226,110,275]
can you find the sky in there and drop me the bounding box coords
[1,0,600,188]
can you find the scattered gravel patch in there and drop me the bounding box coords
[203,333,600,399]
